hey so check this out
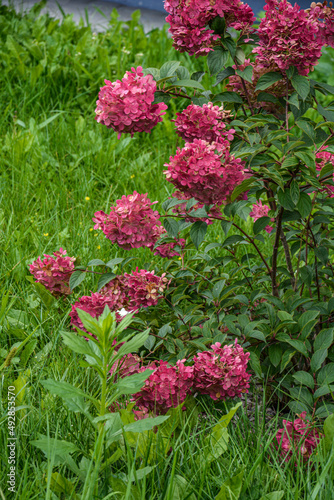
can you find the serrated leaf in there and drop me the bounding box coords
[214,92,243,104]
[253,217,271,234]
[41,379,97,402]
[236,66,253,83]
[87,259,105,267]
[293,371,315,390]
[97,273,116,292]
[310,348,328,373]
[105,258,124,268]
[69,270,86,291]
[172,79,204,90]
[296,192,312,218]
[207,46,229,75]
[291,74,310,101]
[160,61,180,79]
[255,72,283,91]
[214,67,235,87]
[163,218,179,238]
[190,221,207,249]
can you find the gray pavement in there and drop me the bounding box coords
[3,0,167,32]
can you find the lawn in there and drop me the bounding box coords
[1,1,334,499]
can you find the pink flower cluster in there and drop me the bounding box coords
[253,0,322,76]
[165,0,255,57]
[94,192,183,258]
[193,340,251,400]
[173,103,234,145]
[275,412,321,463]
[249,200,274,233]
[132,360,194,413]
[70,269,169,331]
[124,268,169,308]
[309,2,334,48]
[164,139,245,206]
[29,248,76,297]
[93,192,161,251]
[316,146,334,197]
[110,340,251,415]
[69,291,124,332]
[95,66,167,138]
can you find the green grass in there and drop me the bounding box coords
[1,2,334,498]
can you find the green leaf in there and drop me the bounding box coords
[296,192,312,218]
[190,221,207,249]
[290,179,300,204]
[114,370,153,395]
[269,344,282,368]
[97,273,116,292]
[296,120,315,142]
[310,348,328,373]
[214,67,235,87]
[87,259,105,267]
[291,74,310,101]
[160,61,180,79]
[172,79,204,90]
[236,66,253,83]
[214,92,243,104]
[69,270,86,291]
[163,218,179,238]
[207,46,229,75]
[31,437,80,456]
[324,413,334,451]
[215,469,244,499]
[41,379,97,402]
[293,371,315,390]
[253,217,271,234]
[231,177,254,202]
[20,339,37,367]
[61,331,100,361]
[222,37,236,59]
[105,258,124,268]
[116,328,150,358]
[165,475,197,500]
[314,329,333,352]
[317,363,334,386]
[259,492,285,500]
[255,72,283,91]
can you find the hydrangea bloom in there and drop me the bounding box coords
[124,268,169,309]
[29,248,76,297]
[69,292,123,332]
[193,340,251,400]
[309,2,334,47]
[165,0,255,56]
[132,360,194,413]
[276,412,321,463]
[93,192,161,250]
[151,225,186,258]
[164,139,245,206]
[249,200,274,233]
[109,353,142,380]
[95,66,167,138]
[253,0,322,76]
[173,103,234,144]
[100,276,130,310]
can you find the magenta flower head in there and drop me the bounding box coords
[164,139,245,206]
[315,146,334,197]
[69,292,123,333]
[93,191,162,250]
[165,1,255,57]
[124,268,169,309]
[309,2,334,48]
[275,412,321,463]
[95,66,167,138]
[132,359,194,414]
[173,103,234,144]
[253,0,322,76]
[29,248,76,297]
[193,339,251,400]
[249,200,274,233]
